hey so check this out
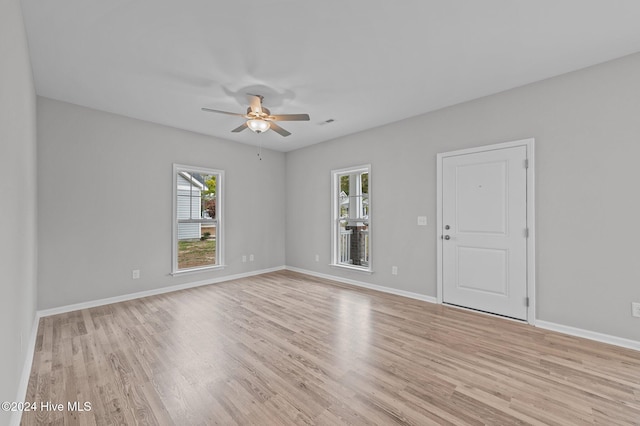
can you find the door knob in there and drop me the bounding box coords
[444,235,450,240]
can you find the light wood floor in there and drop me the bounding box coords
[22,271,640,425]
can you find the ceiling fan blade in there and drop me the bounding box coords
[247,94,263,115]
[201,107,246,117]
[231,122,248,133]
[268,113,310,122]
[269,122,291,137]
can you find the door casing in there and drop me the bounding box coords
[436,138,536,324]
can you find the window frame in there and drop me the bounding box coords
[172,163,225,274]
[330,164,372,273]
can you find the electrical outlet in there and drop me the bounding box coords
[315,254,320,262]
[632,302,640,318]
[417,216,428,226]
[391,266,398,275]
[249,254,254,262]
[242,255,247,263]
[132,269,140,279]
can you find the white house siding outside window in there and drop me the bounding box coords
[331,165,371,272]
[173,164,224,273]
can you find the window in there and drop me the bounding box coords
[331,165,371,271]
[172,164,224,273]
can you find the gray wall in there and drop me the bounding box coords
[37,98,286,309]
[0,0,38,423]
[286,52,640,342]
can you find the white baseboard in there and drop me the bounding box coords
[37,266,285,318]
[285,266,438,304]
[11,314,40,426]
[535,320,640,351]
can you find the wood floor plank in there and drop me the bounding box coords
[21,270,640,425]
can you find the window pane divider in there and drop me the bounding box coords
[177,219,217,224]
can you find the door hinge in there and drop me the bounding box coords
[524,159,529,169]
[525,297,530,307]
[524,228,529,238]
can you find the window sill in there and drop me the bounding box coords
[171,264,226,276]
[330,264,373,274]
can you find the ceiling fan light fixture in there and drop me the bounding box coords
[247,119,270,133]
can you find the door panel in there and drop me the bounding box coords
[456,161,507,234]
[442,146,527,320]
[457,247,507,295]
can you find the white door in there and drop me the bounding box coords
[442,145,528,320]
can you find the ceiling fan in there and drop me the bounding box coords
[201,94,310,137]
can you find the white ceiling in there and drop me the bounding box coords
[20,0,640,152]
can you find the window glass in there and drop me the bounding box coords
[173,165,223,272]
[333,166,370,270]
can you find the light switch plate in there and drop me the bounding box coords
[417,216,427,226]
